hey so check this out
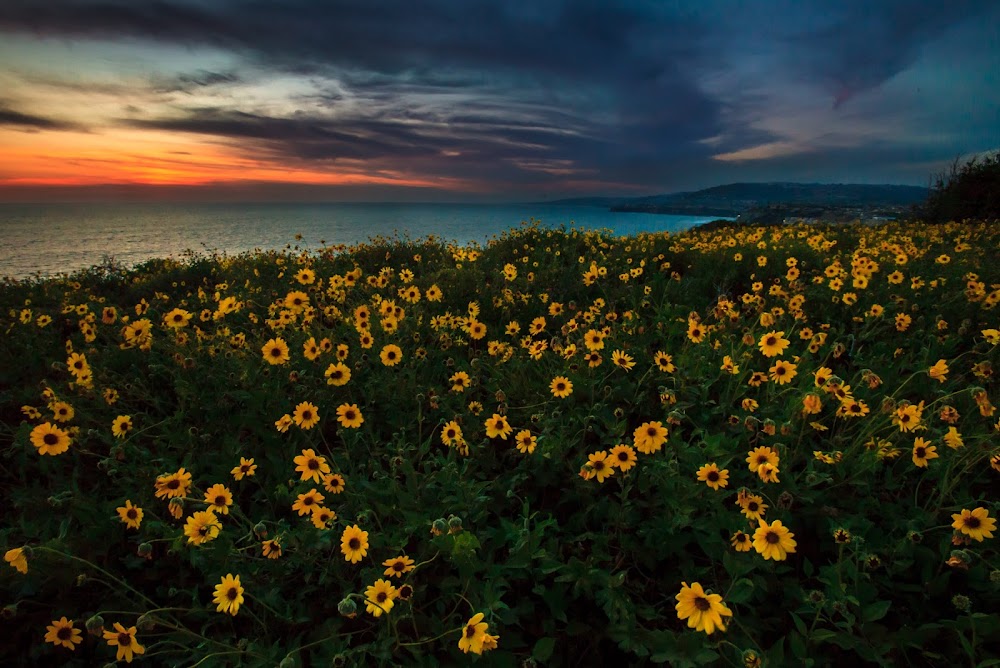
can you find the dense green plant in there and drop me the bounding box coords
[2,220,999,666]
[923,152,1000,224]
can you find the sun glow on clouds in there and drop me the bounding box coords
[0,127,453,188]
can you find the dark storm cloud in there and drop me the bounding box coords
[0,0,996,194]
[0,0,719,187]
[0,104,77,130]
[778,0,993,107]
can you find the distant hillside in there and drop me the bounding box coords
[610,182,928,216]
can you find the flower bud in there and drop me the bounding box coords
[337,598,357,618]
[86,614,105,636]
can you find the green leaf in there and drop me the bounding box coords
[862,600,891,622]
[727,578,754,604]
[533,637,556,662]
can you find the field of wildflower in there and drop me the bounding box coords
[2,219,999,666]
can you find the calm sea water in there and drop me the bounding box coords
[0,202,722,279]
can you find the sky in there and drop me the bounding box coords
[0,0,997,202]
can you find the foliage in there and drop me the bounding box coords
[923,152,1000,224]
[2,220,1000,666]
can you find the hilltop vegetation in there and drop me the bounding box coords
[2,220,999,666]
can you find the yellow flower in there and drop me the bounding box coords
[382,555,416,578]
[336,403,364,429]
[730,531,752,552]
[514,430,537,454]
[324,362,352,386]
[768,359,797,385]
[365,578,398,617]
[484,413,513,440]
[153,467,193,499]
[675,582,733,635]
[458,612,492,654]
[951,507,996,542]
[633,421,668,454]
[163,308,192,329]
[4,547,28,574]
[341,524,369,563]
[928,359,949,383]
[116,500,143,530]
[752,520,797,560]
[261,337,290,365]
[262,539,282,559]
[103,622,144,663]
[292,488,324,516]
[293,402,320,430]
[231,457,257,480]
[911,437,938,467]
[696,463,729,490]
[111,415,133,439]
[943,427,964,449]
[758,331,790,358]
[29,422,71,456]
[380,344,403,366]
[587,451,614,482]
[893,402,924,432]
[275,413,293,432]
[213,573,245,616]
[204,484,233,515]
[184,510,222,545]
[294,448,330,483]
[550,376,573,398]
[611,349,636,371]
[44,617,83,650]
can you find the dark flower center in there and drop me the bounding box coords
[694,597,710,611]
[915,447,926,457]
[303,411,312,420]
[766,337,776,346]
[304,497,314,506]
[227,587,238,601]
[345,411,355,420]
[647,427,657,437]
[707,471,719,482]
[214,496,226,505]
[308,459,319,469]
[593,461,605,471]
[199,527,208,536]
[376,592,387,603]
[966,517,981,528]
[270,348,282,357]
[766,531,780,544]
[44,433,59,445]
[393,562,404,571]
[748,502,759,512]
[776,367,786,376]
[349,538,360,550]
[167,480,180,489]
[127,509,137,519]
[736,533,747,542]
[117,632,131,645]
[57,626,72,640]
[465,625,477,638]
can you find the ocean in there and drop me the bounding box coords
[0,202,723,279]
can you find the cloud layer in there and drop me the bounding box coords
[0,0,997,198]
